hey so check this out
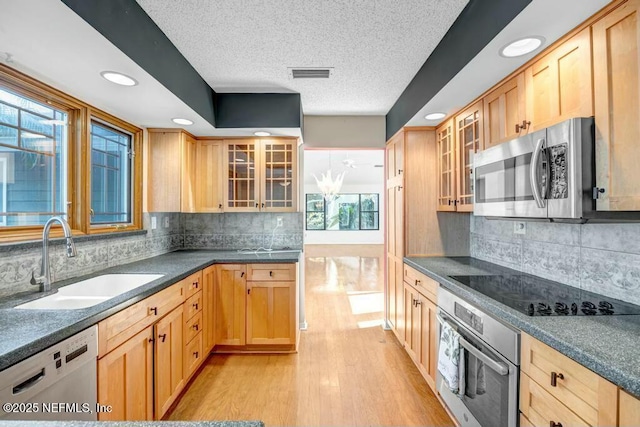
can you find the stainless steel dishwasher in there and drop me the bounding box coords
[0,325,98,421]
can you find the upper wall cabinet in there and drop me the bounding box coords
[147,129,197,212]
[195,140,224,213]
[436,118,456,211]
[593,0,640,211]
[224,138,298,212]
[454,100,484,212]
[483,73,527,148]
[525,27,593,131]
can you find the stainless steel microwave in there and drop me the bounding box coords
[473,117,594,221]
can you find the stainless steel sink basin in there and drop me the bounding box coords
[15,273,164,310]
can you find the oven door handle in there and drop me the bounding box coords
[530,137,547,209]
[437,314,510,376]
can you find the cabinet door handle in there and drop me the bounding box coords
[148,338,155,343]
[549,422,562,427]
[193,351,199,358]
[193,302,199,310]
[448,200,452,205]
[193,324,199,331]
[248,288,251,295]
[262,203,265,208]
[398,169,403,175]
[241,271,245,277]
[255,203,259,208]
[192,281,199,289]
[269,271,273,277]
[218,204,222,209]
[415,299,422,306]
[550,372,564,387]
[158,334,166,343]
[415,279,420,286]
[149,307,158,315]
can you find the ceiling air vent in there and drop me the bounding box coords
[288,67,334,79]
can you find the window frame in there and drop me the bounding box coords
[305,193,380,231]
[0,64,142,242]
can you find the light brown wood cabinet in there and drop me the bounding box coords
[436,103,483,212]
[154,304,185,419]
[483,73,527,148]
[593,0,640,211]
[195,140,224,212]
[147,129,197,212]
[520,333,617,427]
[182,270,206,382]
[202,265,216,353]
[97,326,153,421]
[214,264,247,346]
[246,264,297,345]
[619,389,640,427]
[224,138,298,212]
[525,28,593,131]
[402,264,438,391]
[436,119,456,211]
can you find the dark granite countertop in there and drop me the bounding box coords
[404,256,640,399]
[0,250,300,372]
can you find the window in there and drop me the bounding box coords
[0,87,68,226]
[305,193,379,231]
[90,121,132,224]
[0,65,142,240]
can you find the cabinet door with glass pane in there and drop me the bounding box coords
[436,119,456,211]
[224,140,259,211]
[261,139,297,212]
[455,100,483,212]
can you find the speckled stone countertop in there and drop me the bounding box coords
[404,256,640,399]
[1,421,263,427]
[0,249,300,372]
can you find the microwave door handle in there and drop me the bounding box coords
[436,314,509,376]
[530,137,546,208]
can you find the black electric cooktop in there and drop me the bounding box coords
[449,273,640,316]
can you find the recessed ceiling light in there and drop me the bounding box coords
[254,131,271,137]
[100,71,138,86]
[500,36,545,58]
[425,112,446,120]
[172,118,193,126]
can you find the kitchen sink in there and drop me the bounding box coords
[15,273,164,310]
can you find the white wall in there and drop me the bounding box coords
[303,116,386,148]
[304,183,385,245]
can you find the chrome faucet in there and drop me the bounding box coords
[31,216,77,292]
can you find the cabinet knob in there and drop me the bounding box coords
[192,281,199,289]
[158,333,166,343]
[219,204,222,209]
[149,307,158,315]
[550,371,564,387]
[549,422,562,427]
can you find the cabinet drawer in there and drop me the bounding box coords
[98,282,184,357]
[521,333,617,426]
[247,263,295,281]
[184,332,203,380]
[403,264,438,301]
[184,291,202,320]
[521,373,589,427]
[182,271,203,299]
[184,311,203,343]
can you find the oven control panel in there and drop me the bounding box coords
[454,302,484,335]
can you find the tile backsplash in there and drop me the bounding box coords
[471,216,640,305]
[0,212,303,298]
[182,212,303,250]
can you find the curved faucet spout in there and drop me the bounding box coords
[33,216,76,292]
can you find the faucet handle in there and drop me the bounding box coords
[30,270,44,286]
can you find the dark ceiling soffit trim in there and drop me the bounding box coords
[215,93,302,128]
[385,0,532,140]
[61,0,217,127]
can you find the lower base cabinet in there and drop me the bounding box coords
[97,326,153,421]
[154,304,185,419]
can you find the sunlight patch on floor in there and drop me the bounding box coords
[357,319,383,329]
[347,291,383,315]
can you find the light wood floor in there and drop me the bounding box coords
[168,244,453,426]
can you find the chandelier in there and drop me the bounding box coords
[313,169,345,201]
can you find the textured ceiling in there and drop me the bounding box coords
[136,0,469,115]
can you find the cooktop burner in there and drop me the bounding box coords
[448,273,640,316]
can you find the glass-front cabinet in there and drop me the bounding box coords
[455,100,484,212]
[436,118,456,211]
[224,138,297,212]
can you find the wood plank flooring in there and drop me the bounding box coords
[168,244,453,426]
